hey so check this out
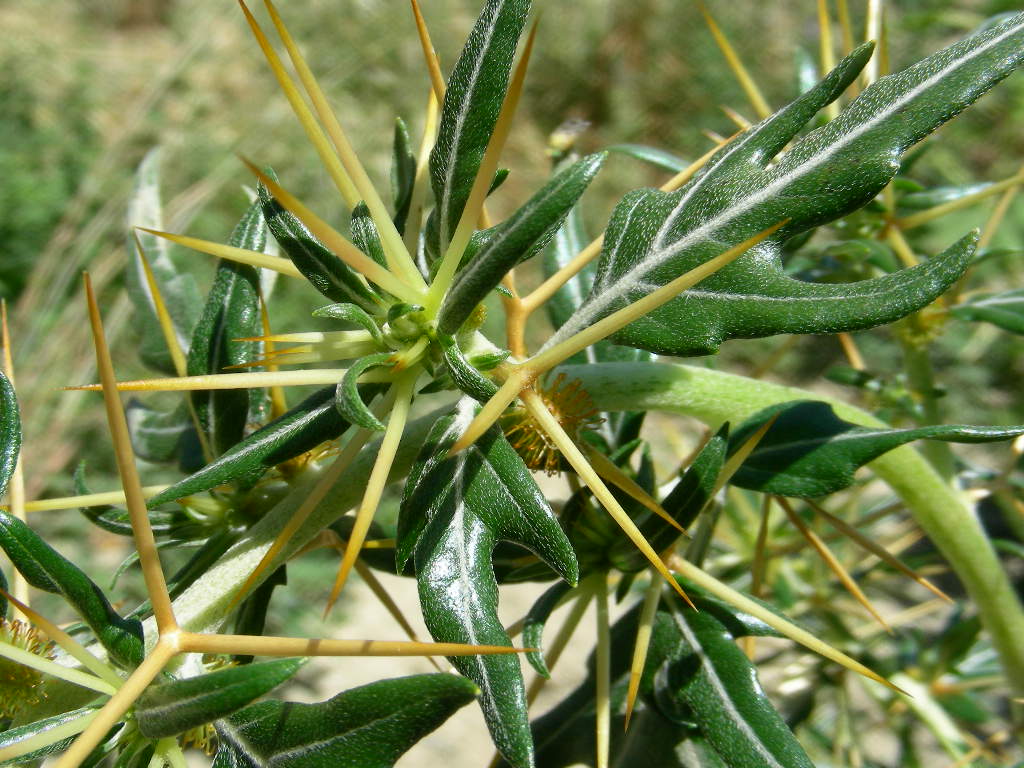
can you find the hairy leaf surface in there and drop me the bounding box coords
[544,16,1024,356]
[212,674,477,768]
[400,398,578,768]
[0,372,20,498]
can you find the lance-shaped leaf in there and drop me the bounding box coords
[187,197,267,455]
[350,202,387,267]
[951,288,1024,334]
[429,0,530,253]
[730,400,1024,497]
[0,371,20,498]
[136,658,304,738]
[212,674,478,768]
[400,398,578,768]
[0,706,101,766]
[335,353,393,431]
[125,149,202,374]
[607,143,690,173]
[0,511,143,668]
[259,184,381,310]
[125,400,190,464]
[522,580,573,677]
[544,16,1024,356]
[392,118,418,233]
[662,604,815,768]
[437,152,606,334]
[146,385,354,507]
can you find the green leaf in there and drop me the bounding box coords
[350,202,387,267]
[437,152,606,335]
[125,400,190,464]
[898,181,992,210]
[673,577,786,640]
[74,462,189,540]
[136,658,304,739]
[663,604,814,768]
[187,197,266,456]
[124,149,202,375]
[212,674,478,768]
[441,336,500,403]
[146,385,352,507]
[0,511,144,668]
[0,706,100,766]
[522,580,573,678]
[951,289,1024,334]
[391,117,418,233]
[731,400,1024,497]
[231,565,286,664]
[400,399,578,768]
[429,0,530,254]
[335,353,393,431]
[546,16,1024,356]
[607,143,689,172]
[311,302,384,346]
[0,371,21,498]
[259,184,381,311]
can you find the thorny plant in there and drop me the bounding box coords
[2,1,1024,766]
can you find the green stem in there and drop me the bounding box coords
[898,330,955,480]
[572,361,1024,698]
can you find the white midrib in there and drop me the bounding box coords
[438,4,504,250]
[542,19,1022,351]
[669,609,787,768]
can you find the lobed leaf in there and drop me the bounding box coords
[0,511,144,668]
[429,0,530,254]
[400,398,578,768]
[522,580,573,678]
[212,674,478,768]
[437,152,606,335]
[136,658,304,739]
[187,196,267,456]
[544,16,1024,356]
[731,400,1024,497]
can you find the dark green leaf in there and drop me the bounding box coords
[0,706,101,766]
[125,400,189,464]
[547,17,1024,356]
[212,674,478,768]
[0,371,21,498]
[124,149,202,375]
[429,0,530,254]
[401,399,578,768]
[951,289,1024,334]
[898,181,991,210]
[522,580,573,677]
[335,353,393,431]
[391,118,417,233]
[673,576,786,640]
[350,202,387,267]
[187,196,265,456]
[136,659,304,739]
[731,400,1024,497]
[607,143,689,172]
[312,302,384,346]
[147,386,352,507]
[441,336,500,402]
[664,604,815,768]
[0,511,144,668]
[232,565,287,664]
[437,152,606,335]
[259,184,381,311]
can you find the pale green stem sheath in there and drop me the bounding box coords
[0,710,99,764]
[572,361,1024,697]
[595,574,611,768]
[0,641,116,696]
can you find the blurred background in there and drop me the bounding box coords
[2,1,1024,764]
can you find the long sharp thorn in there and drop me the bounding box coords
[817,0,839,120]
[595,575,612,768]
[410,0,447,101]
[405,89,440,258]
[741,495,774,659]
[324,373,416,615]
[259,292,288,420]
[624,572,663,730]
[84,274,177,633]
[4,485,169,513]
[583,443,686,534]
[427,19,540,311]
[0,711,99,764]
[697,1,771,119]
[897,170,1024,230]
[182,632,529,658]
[809,500,953,603]
[236,0,361,207]
[979,163,1024,250]
[520,390,695,609]
[242,160,423,303]
[778,497,892,633]
[449,368,531,456]
[67,368,351,393]
[1,301,29,612]
[262,0,425,290]
[138,227,303,278]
